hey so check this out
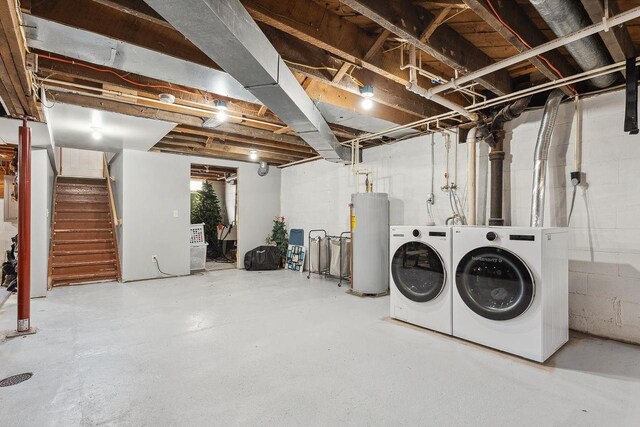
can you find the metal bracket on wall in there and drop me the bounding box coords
[624,56,639,135]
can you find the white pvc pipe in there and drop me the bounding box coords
[443,133,450,189]
[453,129,458,186]
[428,6,640,96]
[407,82,479,121]
[467,127,477,225]
[573,97,582,172]
[343,57,639,147]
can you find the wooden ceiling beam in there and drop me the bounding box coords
[260,25,440,121]
[0,0,41,119]
[165,133,312,159]
[48,90,316,163]
[413,0,466,6]
[27,1,441,126]
[461,0,577,96]
[153,145,288,166]
[242,0,463,102]
[37,57,284,126]
[340,0,513,95]
[580,0,635,64]
[419,7,451,42]
[157,140,305,163]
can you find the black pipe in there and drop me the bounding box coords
[487,95,532,226]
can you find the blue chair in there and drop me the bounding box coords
[289,229,304,246]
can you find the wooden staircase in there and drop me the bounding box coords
[48,176,121,287]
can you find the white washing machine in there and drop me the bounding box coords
[390,226,452,335]
[452,226,568,362]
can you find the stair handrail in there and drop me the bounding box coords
[103,153,122,282]
[103,153,121,228]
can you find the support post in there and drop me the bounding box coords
[16,118,33,334]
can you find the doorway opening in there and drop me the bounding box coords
[190,164,238,271]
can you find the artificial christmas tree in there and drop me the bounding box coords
[191,181,223,258]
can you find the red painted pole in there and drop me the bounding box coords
[17,118,31,333]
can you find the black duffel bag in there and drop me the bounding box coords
[244,246,281,271]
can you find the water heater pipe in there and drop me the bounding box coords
[467,127,478,225]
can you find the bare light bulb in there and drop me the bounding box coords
[215,110,228,122]
[361,97,374,110]
[249,150,258,160]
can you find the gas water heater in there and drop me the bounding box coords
[350,192,390,295]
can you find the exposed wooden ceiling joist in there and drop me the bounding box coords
[339,0,513,95]
[24,0,437,126]
[47,90,319,163]
[580,0,636,64]
[259,25,437,121]
[0,0,41,119]
[461,0,578,96]
[241,0,466,102]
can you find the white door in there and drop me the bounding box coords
[60,148,104,178]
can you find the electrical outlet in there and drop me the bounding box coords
[152,255,158,263]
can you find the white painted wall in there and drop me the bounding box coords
[115,150,280,281]
[281,89,640,344]
[31,148,54,298]
[281,132,462,238]
[119,150,191,282]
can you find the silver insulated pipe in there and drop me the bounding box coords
[530,89,565,227]
[529,0,616,88]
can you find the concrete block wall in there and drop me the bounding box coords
[282,89,640,344]
[503,90,640,343]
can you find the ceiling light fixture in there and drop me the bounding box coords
[214,100,228,111]
[159,93,176,104]
[249,150,258,160]
[214,100,228,122]
[360,84,374,110]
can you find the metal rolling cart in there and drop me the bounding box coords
[307,229,351,287]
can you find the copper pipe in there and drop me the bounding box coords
[17,118,32,332]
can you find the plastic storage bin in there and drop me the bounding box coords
[190,243,208,271]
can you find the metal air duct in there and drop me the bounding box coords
[529,0,616,88]
[530,89,565,227]
[143,0,350,163]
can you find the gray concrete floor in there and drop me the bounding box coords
[1,270,639,426]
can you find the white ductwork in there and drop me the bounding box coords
[530,89,565,227]
[143,0,350,162]
[529,0,616,88]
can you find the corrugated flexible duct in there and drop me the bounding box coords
[529,0,616,88]
[530,89,565,227]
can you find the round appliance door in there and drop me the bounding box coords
[391,242,446,302]
[455,246,534,321]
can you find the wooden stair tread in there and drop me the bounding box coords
[51,272,117,281]
[56,208,110,213]
[53,218,110,223]
[53,249,115,255]
[54,228,113,233]
[52,259,115,268]
[54,239,114,244]
[50,174,121,287]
